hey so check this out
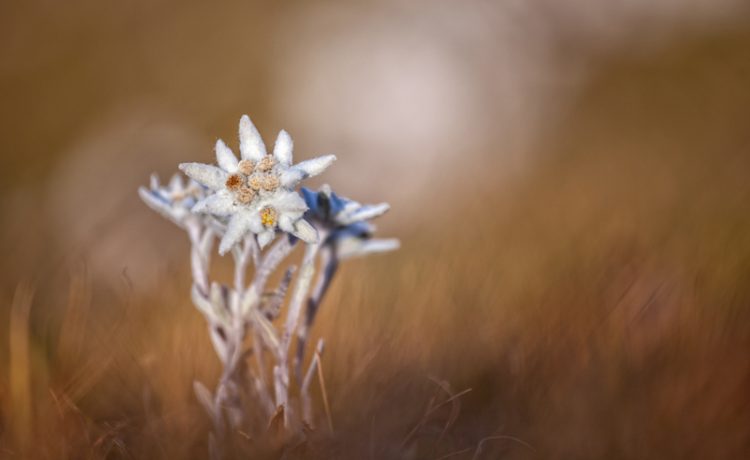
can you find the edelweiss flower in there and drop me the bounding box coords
[301,185,399,259]
[179,115,336,254]
[139,173,207,228]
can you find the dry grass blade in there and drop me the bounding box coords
[471,434,535,459]
[435,447,473,460]
[57,265,91,366]
[401,380,473,449]
[401,394,437,449]
[9,281,34,452]
[429,377,463,444]
[267,404,286,438]
[316,350,334,433]
[193,380,220,428]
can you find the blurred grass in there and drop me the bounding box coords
[2,19,750,460]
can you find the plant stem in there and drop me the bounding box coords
[277,242,320,427]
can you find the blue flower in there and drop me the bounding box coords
[301,185,399,259]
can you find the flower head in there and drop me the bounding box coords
[302,185,399,259]
[139,173,207,229]
[179,115,336,253]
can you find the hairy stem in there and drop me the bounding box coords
[296,246,338,380]
[187,221,212,295]
[277,242,320,427]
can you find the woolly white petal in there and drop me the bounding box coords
[215,139,238,172]
[247,211,264,234]
[341,201,360,214]
[149,173,159,190]
[238,115,266,161]
[295,154,336,178]
[277,213,296,233]
[273,130,293,166]
[360,238,400,253]
[219,214,250,255]
[339,203,390,225]
[279,155,336,188]
[168,173,183,191]
[273,190,308,213]
[179,163,227,190]
[257,230,276,248]
[292,219,318,244]
[337,238,400,260]
[191,192,236,216]
[139,187,173,218]
[278,212,304,234]
[279,168,305,188]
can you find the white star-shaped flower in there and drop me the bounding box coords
[179,115,336,254]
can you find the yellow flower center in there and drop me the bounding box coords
[260,207,278,227]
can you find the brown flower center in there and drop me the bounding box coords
[261,174,280,191]
[227,157,282,206]
[225,174,243,191]
[238,159,255,175]
[247,174,263,191]
[256,155,276,172]
[236,185,255,204]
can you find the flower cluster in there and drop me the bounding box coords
[179,115,336,253]
[138,173,207,229]
[139,114,398,450]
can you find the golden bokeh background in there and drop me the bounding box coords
[1,1,750,458]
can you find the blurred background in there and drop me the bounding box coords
[2,0,750,458]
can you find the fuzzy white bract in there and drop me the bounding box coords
[179,115,336,254]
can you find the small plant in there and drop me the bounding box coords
[139,115,398,457]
